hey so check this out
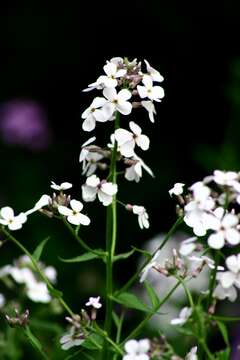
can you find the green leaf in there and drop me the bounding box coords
[113,248,135,262]
[24,326,43,352]
[144,281,160,308]
[81,334,102,350]
[216,321,230,347]
[47,286,63,298]
[215,349,230,360]
[112,292,149,312]
[59,251,105,263]
[112,312,121,329]
[32,237,50,261]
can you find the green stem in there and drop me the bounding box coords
[207,251,220,309]
[116,217,183,295]
[2,227,74,317]
[122,280,181,343]
[210,315,240,322]
[24,325,49,360]
[176,276,194,308]
[63,218,104,257]
[102,112,120,360]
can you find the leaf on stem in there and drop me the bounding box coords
[112,292,149,312]
[59,251,105,263]
[32,237,50,261]
[113,248,136,262]
[144,281,160,308]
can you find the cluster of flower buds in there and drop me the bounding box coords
[5,308,29,328]
[60,296,102,350]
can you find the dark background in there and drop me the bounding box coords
[0,1,240,357]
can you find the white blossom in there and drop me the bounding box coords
[170,306,192,325]
[137,75,164,102]
[169,183,185,197]
[114,122,150,158]
[85,296,102,309]
[123,339,150,360]
[25,194,51,216]
[58,199,90,226]
[97,62,127,88]
[144,59,164,82]
[185,346,198,360]
[60,327,84,350]
[132,205,149,230]
[213,170,238,186]
[103,87,132,116]
[79,137,103,176]
[81,97,109,132]
[213,283,237,302]
[26,281,51,303]
[206,207,240,249]
[0,207,27,231]
[125,155,154,183]
[50,181,72,191]
[140,251,161,283]
[141,101,156,123]
[179,237,197,256]
[82,175,117,206]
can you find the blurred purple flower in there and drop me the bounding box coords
[0,99,51,150]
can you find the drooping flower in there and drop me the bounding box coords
[125,155,154,183]
[137,75,164,102]
[132,205,149,230]
[85,296,102,309]
[141,101,156,123]
[79,137,104,176]
[58,199,90,226]
[60,327,84,350]
[123,339,150,360]
[81,97,109,132]
[144,59,164,82]
[213,283,237,302]
[206,207,240,249]
[169,183,185,197]
[82,174,118,206]
[25,194,51,216]
[114,122,150,158]
[50,181,72,191]
[170,307,192,326]
[0,207,27,231]
[140,251,161,283]
[103,88,132,116]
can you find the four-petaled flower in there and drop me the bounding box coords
[137,75,164,102]
[103,88,132,116]
[0,207,27,231]
[60,327,84,350]
[81,97,109,132]
[125,155,154,183]
[123,339,150,360]
[114,122,150,158]
[169,182,185,196]
[79,136,103,176]
[58,199,90,226]
[96,62,127,88]
[82,174,118,206]
[85,296,102,309]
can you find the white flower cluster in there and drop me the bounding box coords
[170,170,240,249]
[0,255,57,303]
[80,57,164,228]
[123,338,150,360]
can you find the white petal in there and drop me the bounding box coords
[138,339,150,353]
[94,108,108,122]
[129,121,142,136]
[8,219,24,231]
[81,136,96,148]
[116,101,132,115]
[124,339,139,354]
[0,207,14,221]
[82,115,96,132]
[225,228,240,245]
[118,89,132,101]
[82,185,97,202]
[70,199,83,212]
[98,191,113,206]
[142,75,153,88]
[114,129,133,146]
[226,255,239,273]
[86,174,100,187]
[101,182,118,196]
[60,182,72,190]
[208,232,225,249]
[103,87,116,101]
[119,140,135,157]
[222,214,239,228]
[220,271,236,288]
[103,62,117,76]
[58,206,73,217]
[152,86,165,100]
[137,85,148,99]
[136,134,150,151]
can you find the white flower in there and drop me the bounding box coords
[0,207,27,231]
[96,62,127,88]
[79,137,103,176]
[60,327,84,350]
[137,75,164,102]
[0,294,5,308]
[81,97,109,132]
[140,251,161,283]
[169,183,185,197]
[114,122,150,158]
[213,170,238,186]
[123,339,150,360]
[26,281,51,303]
[125,155,154,183]
[213,283,237,302]
[103,88,132,116]
[170,306,192,325]
[44,266,57,283]
[184,182,215,236]
[185,346,198,360]
[132,205,149,230]
[25,194,51,216]
[179,237,197,256]
[85,296,102,309]
[58,199,90,226]
[50,181,72,191]
[82,175,118,206]
[144,60,164,82]
[188,255,224,271]
[217,254,240,289]
[207,207,240,249]
[141,101,156,123]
